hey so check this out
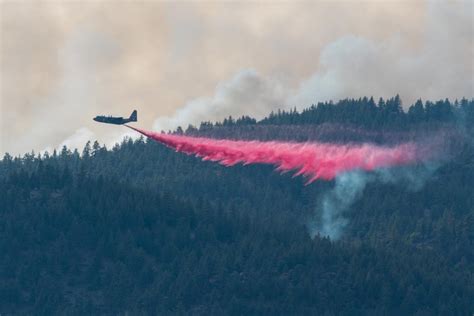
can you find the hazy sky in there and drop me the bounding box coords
[1,0,473,155]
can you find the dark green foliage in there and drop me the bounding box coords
[0,97,473,315]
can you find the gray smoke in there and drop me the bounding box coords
[310,171,372,240]
[308,162,440,240]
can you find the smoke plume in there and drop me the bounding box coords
[153,70,287,132]
[153,2,472,133]
[308,162,441,240]
[313,171,371,240]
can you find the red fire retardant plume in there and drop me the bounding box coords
[127,126,424,184]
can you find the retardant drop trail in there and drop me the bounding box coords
[127,125,427,183]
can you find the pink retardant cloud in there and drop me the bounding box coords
[128,126,427,184]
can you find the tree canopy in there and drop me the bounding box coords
[1,97,473,315]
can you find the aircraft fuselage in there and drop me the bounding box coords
[93,110,137,125]
[93,116,132,125]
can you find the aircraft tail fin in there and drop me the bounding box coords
[129,110,137,122]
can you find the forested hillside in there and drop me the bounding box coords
[1,97,473,315]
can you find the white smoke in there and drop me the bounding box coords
[58,127,94,151]
[41,127,94,155]
[156,1,472,130]
[153,69,287,131]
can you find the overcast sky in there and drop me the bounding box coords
[1,0,473,155]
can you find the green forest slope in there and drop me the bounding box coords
[1,97,473,315]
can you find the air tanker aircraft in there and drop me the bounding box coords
[93,110,137,125]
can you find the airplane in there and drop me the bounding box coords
[93,110,137,125]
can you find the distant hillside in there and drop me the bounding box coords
[1,97,473,315]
